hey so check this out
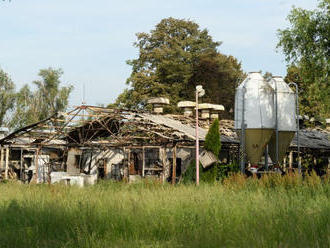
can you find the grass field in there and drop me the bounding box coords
[0,173,329,248]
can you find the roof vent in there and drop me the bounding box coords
[177,101,196,117]
[198,103,214,119]
[326,118,330,131]
[147,97,170,114]
[210,104,225,120]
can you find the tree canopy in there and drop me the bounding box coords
[277,0,330,120]
[8,68,73,129]
[116,17,244,118]
[0,69,15,126]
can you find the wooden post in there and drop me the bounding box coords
[20,148,23,181]
[127,148,131,181]
[5,147,9,180]
[289,151,293,171]
[103,158,107,178]
[159,147,166,183]
[35,148,39,183]
[172,145,177,185]
[142,147,145,177]
[0,146,3,171]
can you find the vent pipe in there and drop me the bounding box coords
[210,104,225,120]
[177,101,196,117]
[326,119,330,131]
[147,97,170,114]
[198,103,214,119]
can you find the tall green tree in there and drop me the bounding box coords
[277,0,330,119]
[33,68,73,121]
[201,118,222,182]
[182,119,221,183]
[116,17,244,118]
[204,118,221,156]
[0,69,15,126]
[9,68,73,129]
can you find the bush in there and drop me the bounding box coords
[181,160,218,184]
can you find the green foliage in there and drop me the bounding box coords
[181,159,197,183]
[277,0,330,119]
[0,69,15,126]
[116,18,244,118]
[181,159,218,184]
[0,180,329,247]
[183,119,222,183]
[9,68,73,129]
[182,119,236,183]
[226,161,240,173]
[200,164,219,183]
[204,118,221,156]
[262,71,273,82]
[203,118,222,182]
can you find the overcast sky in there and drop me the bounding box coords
[0,0,318,107]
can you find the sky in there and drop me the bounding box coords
[0,0,318,107]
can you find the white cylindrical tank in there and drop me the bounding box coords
[235,72,275,164]
[268,76,296,163]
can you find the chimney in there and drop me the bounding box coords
[147,97,170,114]
[210,104,225,120]
[177,101,196,117]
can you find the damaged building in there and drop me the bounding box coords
[0,100,237,185]
[0,98,329,185]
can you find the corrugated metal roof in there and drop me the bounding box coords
[139,113,207,140]
[291,130,330,150]
[139,113,237,143]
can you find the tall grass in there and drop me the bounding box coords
[0,173,329,248]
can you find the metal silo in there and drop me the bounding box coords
[268,76,296,164]
[235,72,275,166]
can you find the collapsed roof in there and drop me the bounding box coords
[0,105,328,152]
[0,105,237,148]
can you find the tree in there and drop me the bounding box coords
[284,65,312,119]
[33,68,72,120]
[182,119,221,183]
[204,118,221,155]
[116,17,244,118]
[0,69,15,126]
[263,71,273,82]
[9,68,73,129]
[189,53,244,118]
[277,0,330,119]
[201,118,222,182]
[9,84,35,129]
